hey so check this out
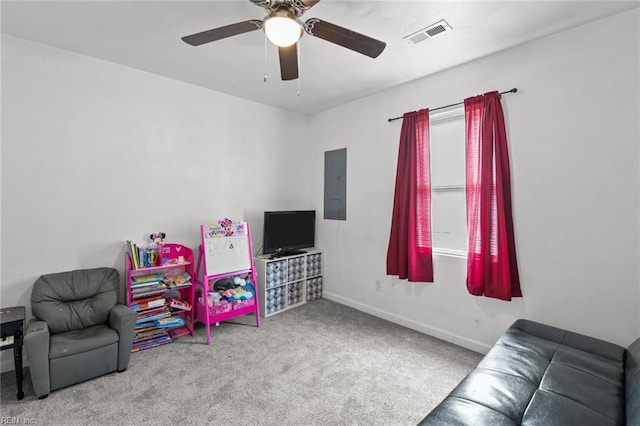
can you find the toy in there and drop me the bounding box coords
[207,292,221,306]
[213,277,235,291]
[149,231,166,248]
[222,288,237,299]
[142,246,157,267]
[140,231,165,267]
[231,288,253,301]
[233,276,246,287]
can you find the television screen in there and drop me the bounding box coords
[263,210,316,256]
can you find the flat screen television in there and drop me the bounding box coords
[263,210,316,257]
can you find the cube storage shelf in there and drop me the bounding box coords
[256,249,323,317]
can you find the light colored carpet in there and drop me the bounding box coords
[0,299,481,425]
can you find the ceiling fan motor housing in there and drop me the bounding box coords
[259,0,314,17]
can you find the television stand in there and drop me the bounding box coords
[255,249,323,317]
[270,250,307,259]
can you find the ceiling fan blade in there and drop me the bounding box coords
[182,20,262,46]
[278,45,299,81]
[304,18,385,58]
[299,0,321,9]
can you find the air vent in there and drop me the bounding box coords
[403,19,452,45]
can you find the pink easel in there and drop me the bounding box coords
[194,220,261,345]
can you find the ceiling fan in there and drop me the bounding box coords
[181,0,386,81]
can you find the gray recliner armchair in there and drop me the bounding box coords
[24,267,136,398]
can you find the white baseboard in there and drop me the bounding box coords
[323,291,492,354]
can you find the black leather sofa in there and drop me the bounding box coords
[419,319,640,425]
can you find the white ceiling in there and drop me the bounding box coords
[2,1,638,115]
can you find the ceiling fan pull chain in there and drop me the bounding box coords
[264,31,268,82]
[297,40,301,96]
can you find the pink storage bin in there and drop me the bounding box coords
[208,303,232,316]
[233,298,255,310]
[158,243,191,265]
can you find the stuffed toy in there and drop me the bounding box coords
[222,288,237,299]
[149,231,166,248]
[213,277,235,292]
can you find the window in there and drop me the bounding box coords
[429,107,466,257]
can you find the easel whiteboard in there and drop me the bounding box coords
[200,221,252,276]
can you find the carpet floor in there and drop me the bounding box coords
[0,299,481,425]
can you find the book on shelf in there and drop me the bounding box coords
[136,307,170,320]
[136,304,167,314]
[125,240,140,270]
[131,283,167,294]
[167,298,192,311]
[131,296,166,311]
[165,282,191,291]
[154,315,185,328]
[136,311,171,326]
[131,274,164,286]
[162,272,192,290]
[134,328,170,340]
[132,334,172,352]
[134,324,168,335]
[173,272,191,284]
[131,285,168,299]
[131,281,163,290]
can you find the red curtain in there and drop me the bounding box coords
[386,109,434,282]
[465,92,521,300]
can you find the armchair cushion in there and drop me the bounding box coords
[31,268,119,334]
[49,324,119,359]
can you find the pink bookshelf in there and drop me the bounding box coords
[125,242,195,352]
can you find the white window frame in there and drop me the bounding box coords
[430,106,467,259]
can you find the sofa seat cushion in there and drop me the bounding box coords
[423,397,518,426]
[49,324,119,360]
[521,389,620,426]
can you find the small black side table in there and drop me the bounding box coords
[1,306,26,400]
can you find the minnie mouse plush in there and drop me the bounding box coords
[149,232,166,248]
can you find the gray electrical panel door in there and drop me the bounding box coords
[324,148,347,220]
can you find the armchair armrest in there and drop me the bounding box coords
[109,304,137,371]
[24,319,51,398]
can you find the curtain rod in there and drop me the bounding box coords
[387,88,518,123]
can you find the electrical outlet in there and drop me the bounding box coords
[375,280,382,291]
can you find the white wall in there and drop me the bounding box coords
[309,9,640,352]
[0,36,312,371]
[2,8,638,375]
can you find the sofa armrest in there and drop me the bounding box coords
[109,304,137,371]
[626,337,640,425]
[23,319,51,398]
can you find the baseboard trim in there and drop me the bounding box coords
[323,292,492,354]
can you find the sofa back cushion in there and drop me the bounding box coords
[31,267,119,334]
[627,337,640,424]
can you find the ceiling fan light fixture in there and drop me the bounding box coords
[263,10,302,47]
